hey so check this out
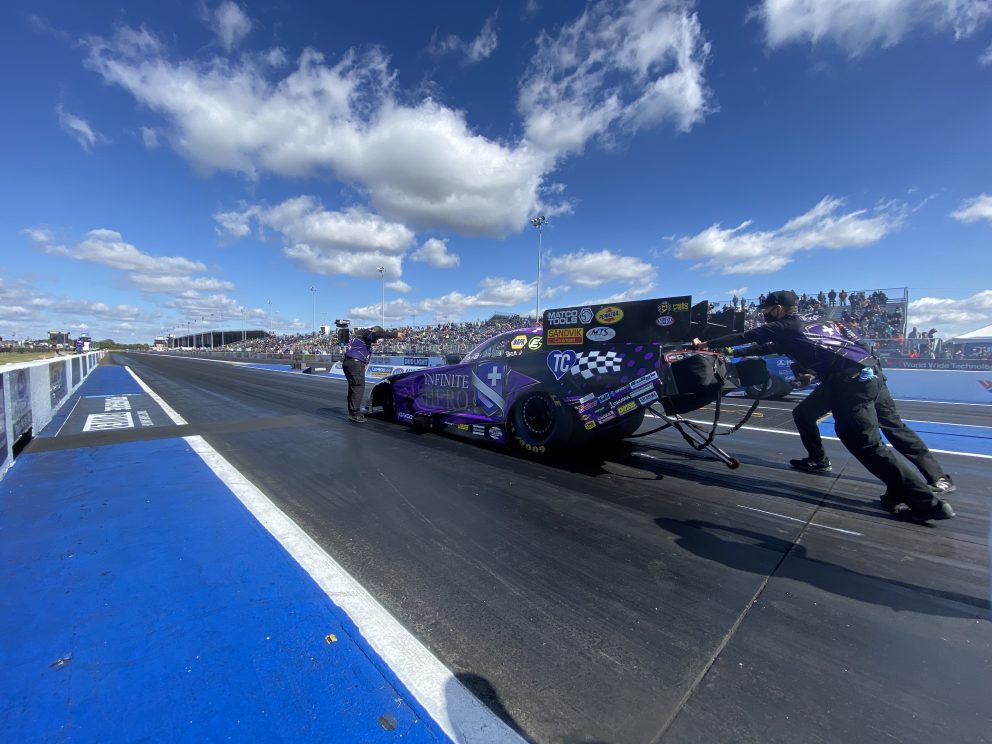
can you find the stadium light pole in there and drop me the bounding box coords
[377,266,385,328]
[530,215,548,321]
[267,300,273,336]
[309,286,316,335]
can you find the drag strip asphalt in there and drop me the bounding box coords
[106,353,991,744]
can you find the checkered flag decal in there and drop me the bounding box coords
[570,350,623,379]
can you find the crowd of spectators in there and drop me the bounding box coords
[216,313,538,357]
[202,290,981,362]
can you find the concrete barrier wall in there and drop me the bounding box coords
[1,351,106,481]
[884,368,992,404]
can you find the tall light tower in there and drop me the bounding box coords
[530,215,548,321]
[309,286,317,335]
[377,266,385,328]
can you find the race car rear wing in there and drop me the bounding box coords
[541,296,693,346]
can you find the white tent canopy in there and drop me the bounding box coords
[950,323,992,344]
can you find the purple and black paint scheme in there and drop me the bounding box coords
[369,296,762,457]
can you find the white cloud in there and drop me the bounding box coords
[348,276,536,323]
[386,279,412,293]
[674,196,903,275]
[518,0,712,156]
[909,290,992,337]
[84,27,551,237]
[429,15,499,65]
[951,193,992,224]
[84,5,713,239]
[547,249,654,287]
[140,126,161,148]
[410,238,460,268]
[28,228,206,274]
[216,196,415,278]
[56,105,107,151]
[212,2,252,51]
[753,0,992,55]
[981,41,992,64]
[129,273,235,293]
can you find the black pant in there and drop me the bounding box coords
[794,379,944,484]
[820,370,938,511]
[342,358,366,415]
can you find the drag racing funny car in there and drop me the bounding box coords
[368,296,772,466]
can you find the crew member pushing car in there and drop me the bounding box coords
[342,325,402,423]
[692,290,955,523]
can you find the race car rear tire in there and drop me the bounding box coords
[509,392,576,456]
[377,385,397,421]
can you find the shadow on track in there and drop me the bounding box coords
[656,518,990,617]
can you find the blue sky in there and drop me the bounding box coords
[2,0,991,344]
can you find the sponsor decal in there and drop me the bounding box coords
[672,300,690,312]
[578,307,594,324]
[632,371,659,386]
[579,392,595,404]
[488,426,503,441]
[595,306,624,324]
[514,437,546,453]
[472,425,486,436]
[617,401,637,416]
[398,411,414,421]
[424,372,470,388]
[547,349,578,380]
[598,410,617,424]
[638,391,659,405]
[473,362,506,417]
[584,420,597,430]
[547,327,584,345]
[368,365,393,378]
[655,315,674,327]
[403,357,430,367]
[457,423,470,431]
[546,308,579,326]
[570,349,623,379]
[658,302,670,314]
[586,326,616,342]
[528,336,543,351]
[511,334,528,350]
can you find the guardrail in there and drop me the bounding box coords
[1,351,106,481]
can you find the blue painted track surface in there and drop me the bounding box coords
[817,417,992,456]
[0,366,447,742]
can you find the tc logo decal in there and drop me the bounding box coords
[547,349,578,380]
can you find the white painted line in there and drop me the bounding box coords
[184,434,523,744]
[123,362,519,743]
[54,396,83,437]
[901,418,992,431]
[124,366,187,425]
[893,397,992,408]
[736,505,863,536]
[642,410,992,459]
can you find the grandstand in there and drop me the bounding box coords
[201,288,952,365]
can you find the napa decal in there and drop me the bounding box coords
[595,306,624,324]
[547,327,584,345]
[586,326,616,342]
[510,334,528,350]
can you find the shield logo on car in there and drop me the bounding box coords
[473,362,506,416]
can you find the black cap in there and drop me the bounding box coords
[759,290,798,309]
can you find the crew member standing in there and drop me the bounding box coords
[693,290,955,522]
[342,325,401,422]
